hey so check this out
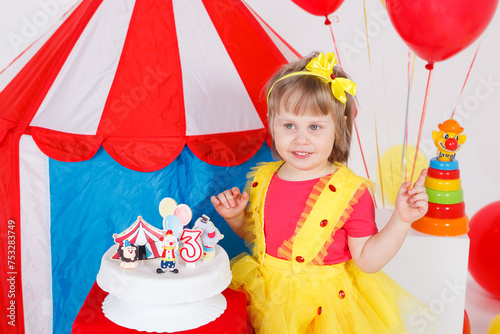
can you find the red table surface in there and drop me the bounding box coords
[72,282,249,334]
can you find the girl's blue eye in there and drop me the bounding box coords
[310,124,320,130]
[285,124,295,129]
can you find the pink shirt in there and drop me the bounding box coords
[264,173,377,264]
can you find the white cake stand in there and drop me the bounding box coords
[102,293,227,332]
[97,244,232,332]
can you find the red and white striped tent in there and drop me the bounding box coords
[0,0,299,333]
[112,216,164,259]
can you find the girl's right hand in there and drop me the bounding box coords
[211,187,249,220]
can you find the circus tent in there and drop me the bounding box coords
[0,0,299,333]
[112,216,164,260]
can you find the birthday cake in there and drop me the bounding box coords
[96,198,232,332]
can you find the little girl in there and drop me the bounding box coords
[211,52,436,333]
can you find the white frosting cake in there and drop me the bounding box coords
[96,244,232,332]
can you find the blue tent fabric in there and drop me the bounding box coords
[49,144,273,332]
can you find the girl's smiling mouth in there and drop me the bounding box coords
[292,151,312,158]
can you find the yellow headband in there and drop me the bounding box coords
[267,52,356,104]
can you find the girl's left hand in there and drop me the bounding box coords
[394,169,429,224]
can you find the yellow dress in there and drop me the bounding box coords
[230,161,437,333]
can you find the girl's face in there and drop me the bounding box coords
[272,109,336,181]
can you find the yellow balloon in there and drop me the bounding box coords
[379,144,428,204]
[159,197,177,218]
[488,314,500,334]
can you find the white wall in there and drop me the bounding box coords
[0,0,78,68]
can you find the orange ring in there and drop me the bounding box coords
[411,215,469,236]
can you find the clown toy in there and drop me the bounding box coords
[156,230,179,274]
[412,119,469,236]
[432,119,467,161]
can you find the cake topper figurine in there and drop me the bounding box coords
[112,216,164,260]
[432,118,467,161]
[157,230,179,274]
[193,215,224,260]
[412,118,469,236]
[117,240,139,269]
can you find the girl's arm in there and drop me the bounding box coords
[348,169,428,273]
[211,187,249,239]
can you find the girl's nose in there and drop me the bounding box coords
[293,130,310,144]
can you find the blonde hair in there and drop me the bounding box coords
[265,52,356,164]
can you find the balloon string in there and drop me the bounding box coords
[411,66,434,182]
[408,55,416,181]
[329,28,372,203]
[451,42,481,118]
[377,9,392,200]
[354,120,377,208]
[328,24,343,68]
[362,0,372,64]
[401,51,411,185]
[373,115,384,209]
[362,0,384,208]
[401,51,415,183]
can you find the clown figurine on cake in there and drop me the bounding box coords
[157,230,179,274]
[412,118,469,236]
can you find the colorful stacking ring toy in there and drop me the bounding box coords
[412,157,468,236]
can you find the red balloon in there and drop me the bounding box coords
[291,0,345,17]
[468,201,500,298]
[386,0,499,64]
[463,310,470,334]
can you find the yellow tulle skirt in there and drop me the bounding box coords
[230,254,437,334]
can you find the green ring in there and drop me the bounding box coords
[426,188,463,205]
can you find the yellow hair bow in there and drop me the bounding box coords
[267,52,356,104]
